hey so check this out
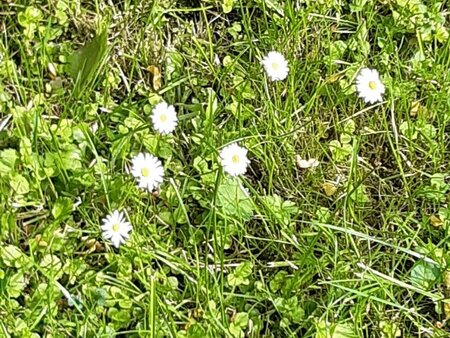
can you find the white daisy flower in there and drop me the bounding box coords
[130,152,164,191]
[101,210,132,248]
[261,51,289,81]
[220,143,250,176]
[356,68,385,104]
[151,102,178,134]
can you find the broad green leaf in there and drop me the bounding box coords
[52,119,73,139]
[236,261,252,278]
[61,144,82,171]
[332,324,358,338]
[284,297,305,323]
[111,135,131,160]
[349,184,370,204]
[270,270,288,292]
[40,254,63,279]
[17,7,43,27]
[340,133,352,145]
[229,312,248,337]
[416,174,449,202]
[0,149,17,175]
[118,299,133,309]
[261,194,299,225]
[1,245,28,268]
[228,323,243,337]
[173,205,189,224]
[399,121,417,140]
[216,177,253,221]
[420,123,436,140]
[329,140,352,162]
[233,312,249,327]
[379,320,401,338]
[10,173,30,194]
[69,28,108,97]
[343,119,356,134]
[27,283,61,313]
[410,260,440,289]
[430,174,448,191]
[350,0,368,12]
[124,116,143,130]
[225,100,254,120]
[275,296,305,325]
[328,40,347,62]
[52,197,73,220]
[228,261,252,286]
[193,156,209,174]
[14,318,27,334]
[19,137,33,165]
[7,271,27,298]
[227,272,243,286]
[222,0,234,13]
[316,321,358,338]
[186,324,207,338]
[108,307,132,323]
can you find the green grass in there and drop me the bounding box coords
[1,0,450,337]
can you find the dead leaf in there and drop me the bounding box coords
[48,62,57,79]
[152,188,160,198]
[443,270,450,319]
[81,237,104,253]
[444,270,450,288]
[430,215,443,227]
[435,320,445,328]
[410,100,421,117]
[192,308,203,319]
[147,65,162,91]
[326,73,341,83]
[94,241,104,252]
[444,302,450,320]
[35,234,48,247]
[85,238,96,249]
[322,182,337,196]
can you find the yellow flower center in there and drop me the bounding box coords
[160,114,167,122]
[141,167,150,177]
[232,154,240,164]
[368,81,377,90]
[112,223,120,232]
[272,62,279,70]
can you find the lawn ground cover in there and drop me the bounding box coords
[1,0,450,337]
